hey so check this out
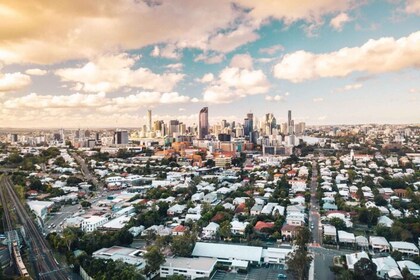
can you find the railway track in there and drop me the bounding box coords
[1,176,70,280]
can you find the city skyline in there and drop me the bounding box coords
[0,1,419,128]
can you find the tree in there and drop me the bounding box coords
[67,176,83,186]
[62,228,78,251]
[143,246,165,275]
[374,195,388,207]
[287,226,313,280]
[54,156,66,167]
[328,217,347,231]
[219,221,232,239]
[286,248,313,280]
[171,234,195,257]
[167,275,186,280]
[81,201,91,208]
[401,267,416,280]
[353,258,377,280]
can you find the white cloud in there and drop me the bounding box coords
[313,97,324,102]
[273,31,420,82]
[55,53,184,93]
[25,68,48,76]
[318,115,327,121]
[259,44,285,55]
[150,44,182,60]
[198,73,215,83]
[230,53,253,69]
[194,52,225,64]
[4,91,191,110]
[165,63,183,71]
[0,0,359,65]
[330,12,352,31]
[265,95,285,102]
[335,83,363,92]
[409,88,419,94]
[0,72,31,93]
[203,55,270,103]
[405,0,420,15]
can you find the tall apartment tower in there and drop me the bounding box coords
[198,107,209,139]
[147,110,152,132]
[288,110,293,135]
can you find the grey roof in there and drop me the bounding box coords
[192,242,263,262]
[162,257,217,271]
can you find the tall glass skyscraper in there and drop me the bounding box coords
[198,107,209,139]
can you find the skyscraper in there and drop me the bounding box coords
[147,109,152,132]
[244,112,253,136]
[198,107,209,139]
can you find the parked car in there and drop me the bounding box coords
[277,273,287,279]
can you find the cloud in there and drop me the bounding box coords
[330,12,352,31]
[405,0,420,15]
[25,68,48,76]
[55,53,184,93]
[203,55,270,103]
[4,91,191,110]
[259,44,285,55]
[198,73,215,83]
[230,53,253,69]
[265,95,285,102]
[165,63,183,71]
[0,0,360,65]
[194,52,225,64]
[150,44,182,60]
[313,97,324,102]
[334,83,363,93]
[273,31,420,82]
[0,72,31,93]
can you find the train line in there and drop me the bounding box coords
[1,176,70,280]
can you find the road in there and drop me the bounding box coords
[44,204,80,233]
[309,247,339,280]
[1,176,71,280]
[309,161,321,245]
[71,152,101,190]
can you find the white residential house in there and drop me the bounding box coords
[372,256,402,279]
[378,216,394,228]
[286,212,306,226]
[191,192,204,202]
[389,241,419,256]
[230,220,249,235]
[81,216,109,232]
[338,231,355,244]
[370,236,391,252]
[397,261,420,279]
[250,204,263,216]
[167,204,187,216]
[202,222,220,239]
[345,251,370,270]
[323,225,337,242]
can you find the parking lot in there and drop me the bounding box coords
[211,264,288,280]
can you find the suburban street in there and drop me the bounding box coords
[309,161,321,245]
[71,152,101,190]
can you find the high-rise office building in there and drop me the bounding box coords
[244,112,254,137]
[198,107,209,139]
[169,120,179,136]
[147,110,152,132]
[114,130,128,145]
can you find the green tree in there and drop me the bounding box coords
[219,221,232,239]
[143,246,165,275]
[353,258,377,280]
[328,217,347,231]
[80,201,91,208]
[171,234,196,257]
[401,267,416,280]
[286,248,313,280]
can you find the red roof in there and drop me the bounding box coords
[173,225,187,232]
[235,203,246,214]
[211,212,226,222]
[254,221,275,231]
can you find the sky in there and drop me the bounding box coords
[0,0,419,128]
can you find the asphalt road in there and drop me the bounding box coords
[310,247,336,280]
[309,161,321,245]
[44,204,80,233]
[71,152,101,190]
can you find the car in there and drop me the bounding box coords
[277,273,287,279]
